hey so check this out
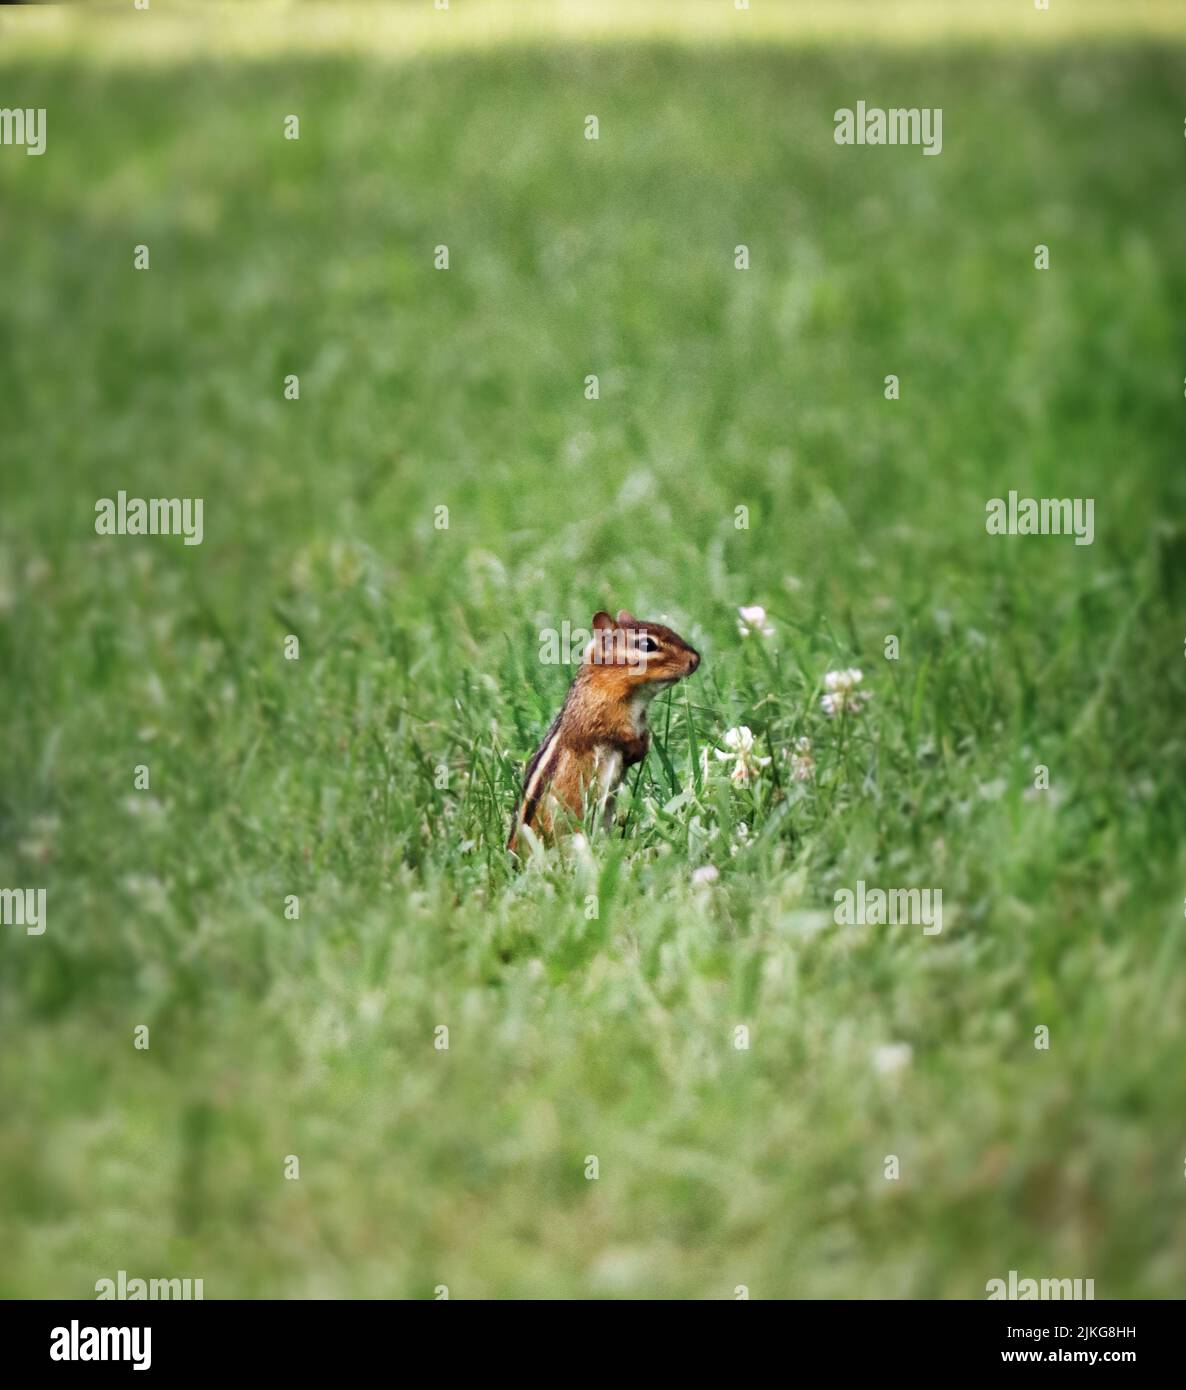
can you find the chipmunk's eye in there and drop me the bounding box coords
[637,635,659,654]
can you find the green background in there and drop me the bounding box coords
[1,1,1184,1297]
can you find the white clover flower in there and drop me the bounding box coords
[710,725,772,784]
[737,604,775,638]
[789,735,815,782]
[691,865,720,889]
[821,667,870,717]
[872,1043,913,1077]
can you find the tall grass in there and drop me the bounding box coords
[1,21,1184,1297]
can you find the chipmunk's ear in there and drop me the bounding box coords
[591,610,614,631]
[616,609,637,625]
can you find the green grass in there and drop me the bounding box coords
[2,11,1186,1298]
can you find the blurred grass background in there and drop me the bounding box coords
[1,0,1185,1298]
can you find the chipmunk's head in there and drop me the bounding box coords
[584,608,701,692]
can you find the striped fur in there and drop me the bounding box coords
[507,685,577,851]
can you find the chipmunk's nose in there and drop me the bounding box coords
[688,647,701,673]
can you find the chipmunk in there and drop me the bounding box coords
[507,609,701,853]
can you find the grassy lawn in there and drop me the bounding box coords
[1,2,1185,1298]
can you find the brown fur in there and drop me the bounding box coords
[508,609,700,852]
